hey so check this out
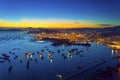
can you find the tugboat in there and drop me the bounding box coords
[48,53,53,58]
[25,52,33,59]
[56,74,62,80]
[39,53,44,59]
[68,51,73,58]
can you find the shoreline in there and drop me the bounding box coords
[41,38,91,46]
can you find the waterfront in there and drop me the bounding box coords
[0,31,120,80]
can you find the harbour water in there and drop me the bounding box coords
[0,31,119,80]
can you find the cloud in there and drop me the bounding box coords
[97,24,113,26]
[73,21,81,24]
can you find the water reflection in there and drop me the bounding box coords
[111,49,114,54]
[26,60,30,70]
[111,49,115,57]
[34,59,38,64]
[8,65,12,72]
[50,58,53,63]
[112,49,120,62]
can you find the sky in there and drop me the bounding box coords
[0,0,120,28]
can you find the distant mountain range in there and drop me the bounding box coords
[67,25,120,32]
[100,26,120,37]
[67,25,120,37]
[0,25,120,37]
[0,28,24,31]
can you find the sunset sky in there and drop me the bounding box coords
[0,0,120,28]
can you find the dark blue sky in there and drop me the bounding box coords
[0,0,120,25]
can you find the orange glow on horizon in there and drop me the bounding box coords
[0,19,113,28]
